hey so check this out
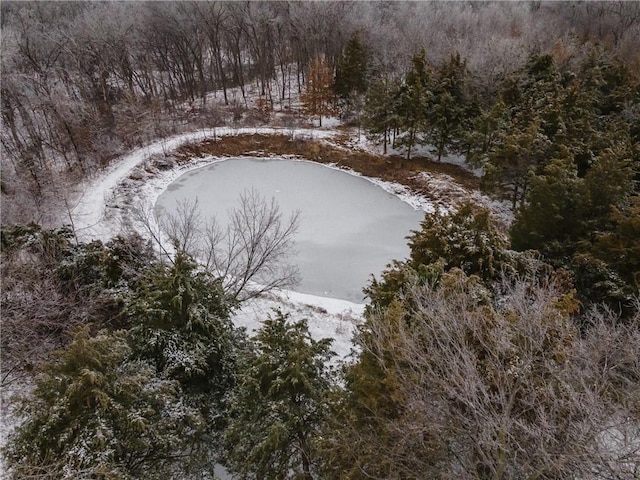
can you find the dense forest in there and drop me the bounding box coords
[1,1,639,479]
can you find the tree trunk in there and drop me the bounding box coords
[298,434,313,480]
[214,45,229,105]
[383,127,388,155]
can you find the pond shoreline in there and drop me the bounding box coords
[68,127,510,341]
[106,131,444,248]
[156,156,425,303]
[165,132,513,228]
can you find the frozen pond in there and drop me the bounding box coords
[156,158,424,303]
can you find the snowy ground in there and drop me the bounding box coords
[233,291,364,361]
[3,118,511,479]
[68,126,387,364]
[0,381,26,479]
[68,125,511,356]
[67,127,431,341]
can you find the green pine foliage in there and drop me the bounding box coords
[334,31,370,125]
[125,250,242,452]
[363,73,400,154]
[591,195,640,297]
[365,202,542,310]
[223,311,335,480]
[470,50,638,207]
[481,116,552,209]
[394,49,432,160]
[319,298,415,480]
[363,49,478,163]
[440,47,640,313]
[4,327,201,480]
[407,203,508,280]
[511,144,639,311]
[3,237,246,477]
[126,250,235,334]
[465,100,508,168]
[510,151,584,254]
[426,52,474,161]
[0,227,154,301]
[335,31,369,105]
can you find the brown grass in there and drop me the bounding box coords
[174,134,480,198]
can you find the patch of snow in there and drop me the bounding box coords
[355,136,483,176]
[318,116,342,128]
[439,151,483,176]
[1,378,31,479]
[414,171,513,227]
[71,127,334,243]
[233,290,363,361]
[68,125,511,363]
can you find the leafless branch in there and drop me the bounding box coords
[352,273,640,478]
[143,188,300,302]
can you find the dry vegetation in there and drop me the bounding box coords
[175,133,480,194]
[2,2,639,478]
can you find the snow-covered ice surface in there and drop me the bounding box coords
[71,127,332,242]
[156,157,424,303]
[68,126,511,356]
[3,120,511,479]
[69,127,378,366]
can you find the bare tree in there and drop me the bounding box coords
[328,271,640,479]
[0,229,153,387]
[136,188,300,301]
[577,304,640,480]
[301,55,336,127]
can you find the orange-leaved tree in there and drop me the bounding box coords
[301,55,336,127]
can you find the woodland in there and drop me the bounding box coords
[1,1,640,479]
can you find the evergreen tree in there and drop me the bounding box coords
[483,117,552,209]
[223,311,335,480]
[426,52,471,161]
[125,250,243,467]
[394,49,431,160]
[582,143,636,231]
[407,202,510,281]
[478,50,638,208]
[510,150,585,257]
[319,298,415,480]
[557,73,604,176]
[335,30,369,115]
[4,327,201,480]
[471,50,639,313]
[479,54,562,207]
[590,195,640,309]
[465,100,507,168]
[301,55,336,127]
[365,202,542,311]
[510,143,639,311]
[363,73,400,154]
